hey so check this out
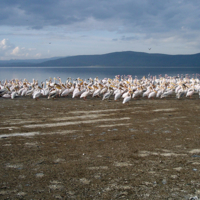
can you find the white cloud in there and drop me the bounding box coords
[0,39,14,51]
[0,39,7,49]
[0,39,15,59]
[35,53,42,58]
[11,46,20,55]
[28,48,36,51]
[0,38,41,59]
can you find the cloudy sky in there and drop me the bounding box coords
[0,0,200,60]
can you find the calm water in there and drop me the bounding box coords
[0,66,200,82]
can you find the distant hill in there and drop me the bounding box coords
[0,57,63,66]
[1,51,200,67]
[36,51,200,67]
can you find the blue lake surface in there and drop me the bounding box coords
[0,66,200,82]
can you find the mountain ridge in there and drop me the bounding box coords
[1,51,200,67]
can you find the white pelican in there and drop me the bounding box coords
[160,88,174,98]
[92,85,101,98]
[176,90,186,99]
[11,91,17,99]
[100,86,108,95]
[132,87,143,99]
[61,87,70,97]
[102,88,113,100]
[26,86,34,96]
[0,88,7,97]
[21,86,28,96]
[49,77,57,87]
[32,88,42,100]
[40,82,49,97]
[2,93,11,98]
[18,87,25,96]
[175,85,182,94]
[72,86,82,98]
[148,90,157,99]
[80,86,92,100]
[48,87,59,99]
[41,87,49,97]
[186,88,195,98]
[143,88,151,98]
[156,87,164,98]
[114,87,124,101]
[54,83,64,97]
[123,91,132,104]
[68,83,75,94]
[122,89,129,98]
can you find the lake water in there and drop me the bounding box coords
[0,66,200,82]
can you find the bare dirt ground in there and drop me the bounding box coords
[0,95,200,199]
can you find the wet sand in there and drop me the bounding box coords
[0,96,200,199]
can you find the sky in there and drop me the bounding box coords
[0,0,200,60]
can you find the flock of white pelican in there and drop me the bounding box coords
[0,74,200,104]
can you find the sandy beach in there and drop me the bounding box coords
[0,96,200,199]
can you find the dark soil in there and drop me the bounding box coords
[0,95,200,199]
